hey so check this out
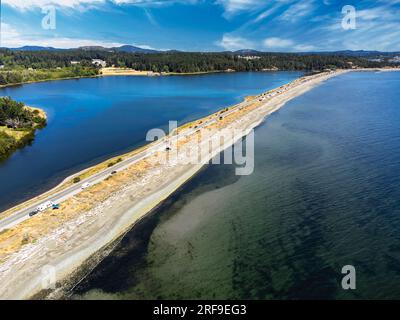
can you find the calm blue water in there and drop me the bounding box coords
[73,71,400,300]
[0,72,302,211]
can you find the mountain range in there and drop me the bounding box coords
[4,46,400,57]
[8,45,159,53]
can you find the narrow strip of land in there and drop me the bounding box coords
[0,68,394,299]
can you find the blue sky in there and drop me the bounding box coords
[1,0,400,51]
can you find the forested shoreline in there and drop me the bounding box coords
[0,97,47,159]
[0,48,393,86]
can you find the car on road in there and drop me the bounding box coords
[81,182,91,190]
[29,210,39,217]
[111,171,117,175]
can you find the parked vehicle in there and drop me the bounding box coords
[81,182,91,190]
[111,171,117,175]
[36,201,54,212]
[52,204,60,210]
[29,210,39,217]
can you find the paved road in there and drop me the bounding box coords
[0,99,250,232]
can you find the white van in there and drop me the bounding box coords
[37,201,54,212]
[81,182,91,190]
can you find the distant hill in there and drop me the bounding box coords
[319,50,400,57]
[76,45,159,53]
[230,49,400,57]
[4,45,159,53]
[331,50,385,56]
[3,46,400,58]
[9,46,61,51]
[112,45,159,53]
[233,49,263,55]
[300,50,400,57]
[78,46,114,52]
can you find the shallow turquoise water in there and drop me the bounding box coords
[0,72,302,211]
[73,71,400,300]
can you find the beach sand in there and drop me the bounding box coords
[100,67,151,76]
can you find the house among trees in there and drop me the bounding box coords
[91,59,107,68]
[389,56,400,64]
[238,55,261,61]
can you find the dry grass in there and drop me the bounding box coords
[0,142,153,220]
[0,126,31,141]
[25,106,47,120]
[0,156,154,260]
[100,68,149,76]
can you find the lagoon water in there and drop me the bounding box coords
[73,71,400,299]
[0,72,302,211]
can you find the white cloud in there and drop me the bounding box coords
[217,34,316,52]
[3,0,199,9]
[0,23,21,45]
[263,37,293,48]
[144,8,159,26]
[263,37,315,52]
[216,0,265,17]
[216,0,257,12]
[253,6,280,23]
[2,0,104,10]
[279,0,315,22]
[0,22,158,49]
[357,6,399,21]
[319,3,400,51]
[114,0,199,4]
[379,0,400,4]
[293,44,316,52]
[339,21,400,51]
[217,34,253,50]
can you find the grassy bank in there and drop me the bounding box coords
[0,127,35,160]
[0,67,99,87]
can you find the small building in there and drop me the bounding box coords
[389,56,400,64]
[91,59,107,68]
[238,55,261,61]
[0,65,5,69]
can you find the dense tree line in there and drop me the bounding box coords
[0,97,46,129]
[0,66,99,86]
[0,49,389,75]
[0,97,47,159]
[0,130,18,158]
[107,52,386,73]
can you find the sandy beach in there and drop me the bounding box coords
[100,67,152,76]
[0,69,369,299]
[99,67,230,77]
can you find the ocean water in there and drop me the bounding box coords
[0,72,302,211]
[73,71,400,300]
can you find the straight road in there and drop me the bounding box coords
[0,99,250,232]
